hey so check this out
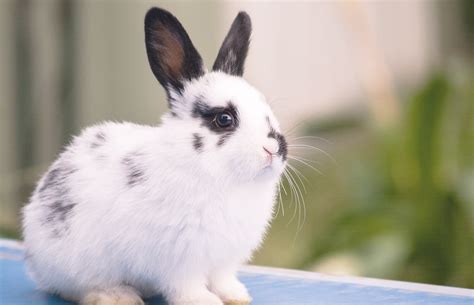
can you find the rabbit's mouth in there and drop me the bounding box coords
[255,166,284,183]
[262,145,286,170]
[256,157,286,180]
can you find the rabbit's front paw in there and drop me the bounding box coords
[81,286,144,305]
[209,275,251,305]
[171,290,223,305]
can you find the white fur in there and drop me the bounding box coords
[22,72,286,305]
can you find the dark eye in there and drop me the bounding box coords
[215,112,234,128]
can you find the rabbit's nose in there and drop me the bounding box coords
[263,146,273,165]
[263,146,273,157]
[263,139,279,155]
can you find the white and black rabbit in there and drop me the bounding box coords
[22,7,287,305]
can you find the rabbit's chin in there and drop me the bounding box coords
[254,161,286,182]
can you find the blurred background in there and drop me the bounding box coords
[1,0,473,289]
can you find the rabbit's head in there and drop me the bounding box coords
[145,8,287,182]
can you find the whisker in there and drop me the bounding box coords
[284,119,309,137]
[287,163,308,194]
[288,169,305,225]
[288,154,321,165]
[286,167,306,234]
[279,176,288,196]
[278,183,285,216]
[288,156,324,175]
[275,182,285,217]
[287,170,301,228]
[283,169,299,226]
[287,144,337,165]
[290,135,332,144]
[267,96,288,108]
[284,168,297,212]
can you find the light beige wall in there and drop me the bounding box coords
[220,1,439,129]
[0,0,18,229]
[75,0,221,127]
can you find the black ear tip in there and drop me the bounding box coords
[144,7,176,27]
[237,11,250,20]
[145,7,163,22]
[236,11,252,29]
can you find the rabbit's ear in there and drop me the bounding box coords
[145,8,204,100]
[213,12,252,76]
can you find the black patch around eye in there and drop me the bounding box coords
[193,133,204,152]
[268,129,288,161]
[122,152,146,186]
[90,131,107,149]
[192,101,240,134]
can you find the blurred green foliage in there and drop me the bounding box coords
[257,70,473,288]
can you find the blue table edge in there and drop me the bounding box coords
[2,238,472,298]
[240,265,473,297]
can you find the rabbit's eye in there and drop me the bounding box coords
[215,112,234,128]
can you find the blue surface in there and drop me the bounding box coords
[1,243,473,305]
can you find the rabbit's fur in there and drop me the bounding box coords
[22,7,287,305]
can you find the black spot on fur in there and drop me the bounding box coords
[122,152,146,186]
[268,129,288,161]
[193,133,204,152]
[39,165,77,196]
[213,12,252,76]
[96,154,107,162]
[217,133,233,147]
[90,131,106,149]
[46,200,75,223]
[265,116,271,126]
[144,7,204,104]
[24,250,35,269]
[38,163,78,237]
[39,168,61,194]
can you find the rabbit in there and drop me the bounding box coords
[22,7,287,305]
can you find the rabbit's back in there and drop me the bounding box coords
[25,121,156,221]
[22,121,163,299]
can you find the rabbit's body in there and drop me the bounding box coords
[22,8,287,305]
[23,120,275,301]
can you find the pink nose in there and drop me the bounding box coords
[264,140,279,155]
[263,147,273,165]
[263,146,274,156]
